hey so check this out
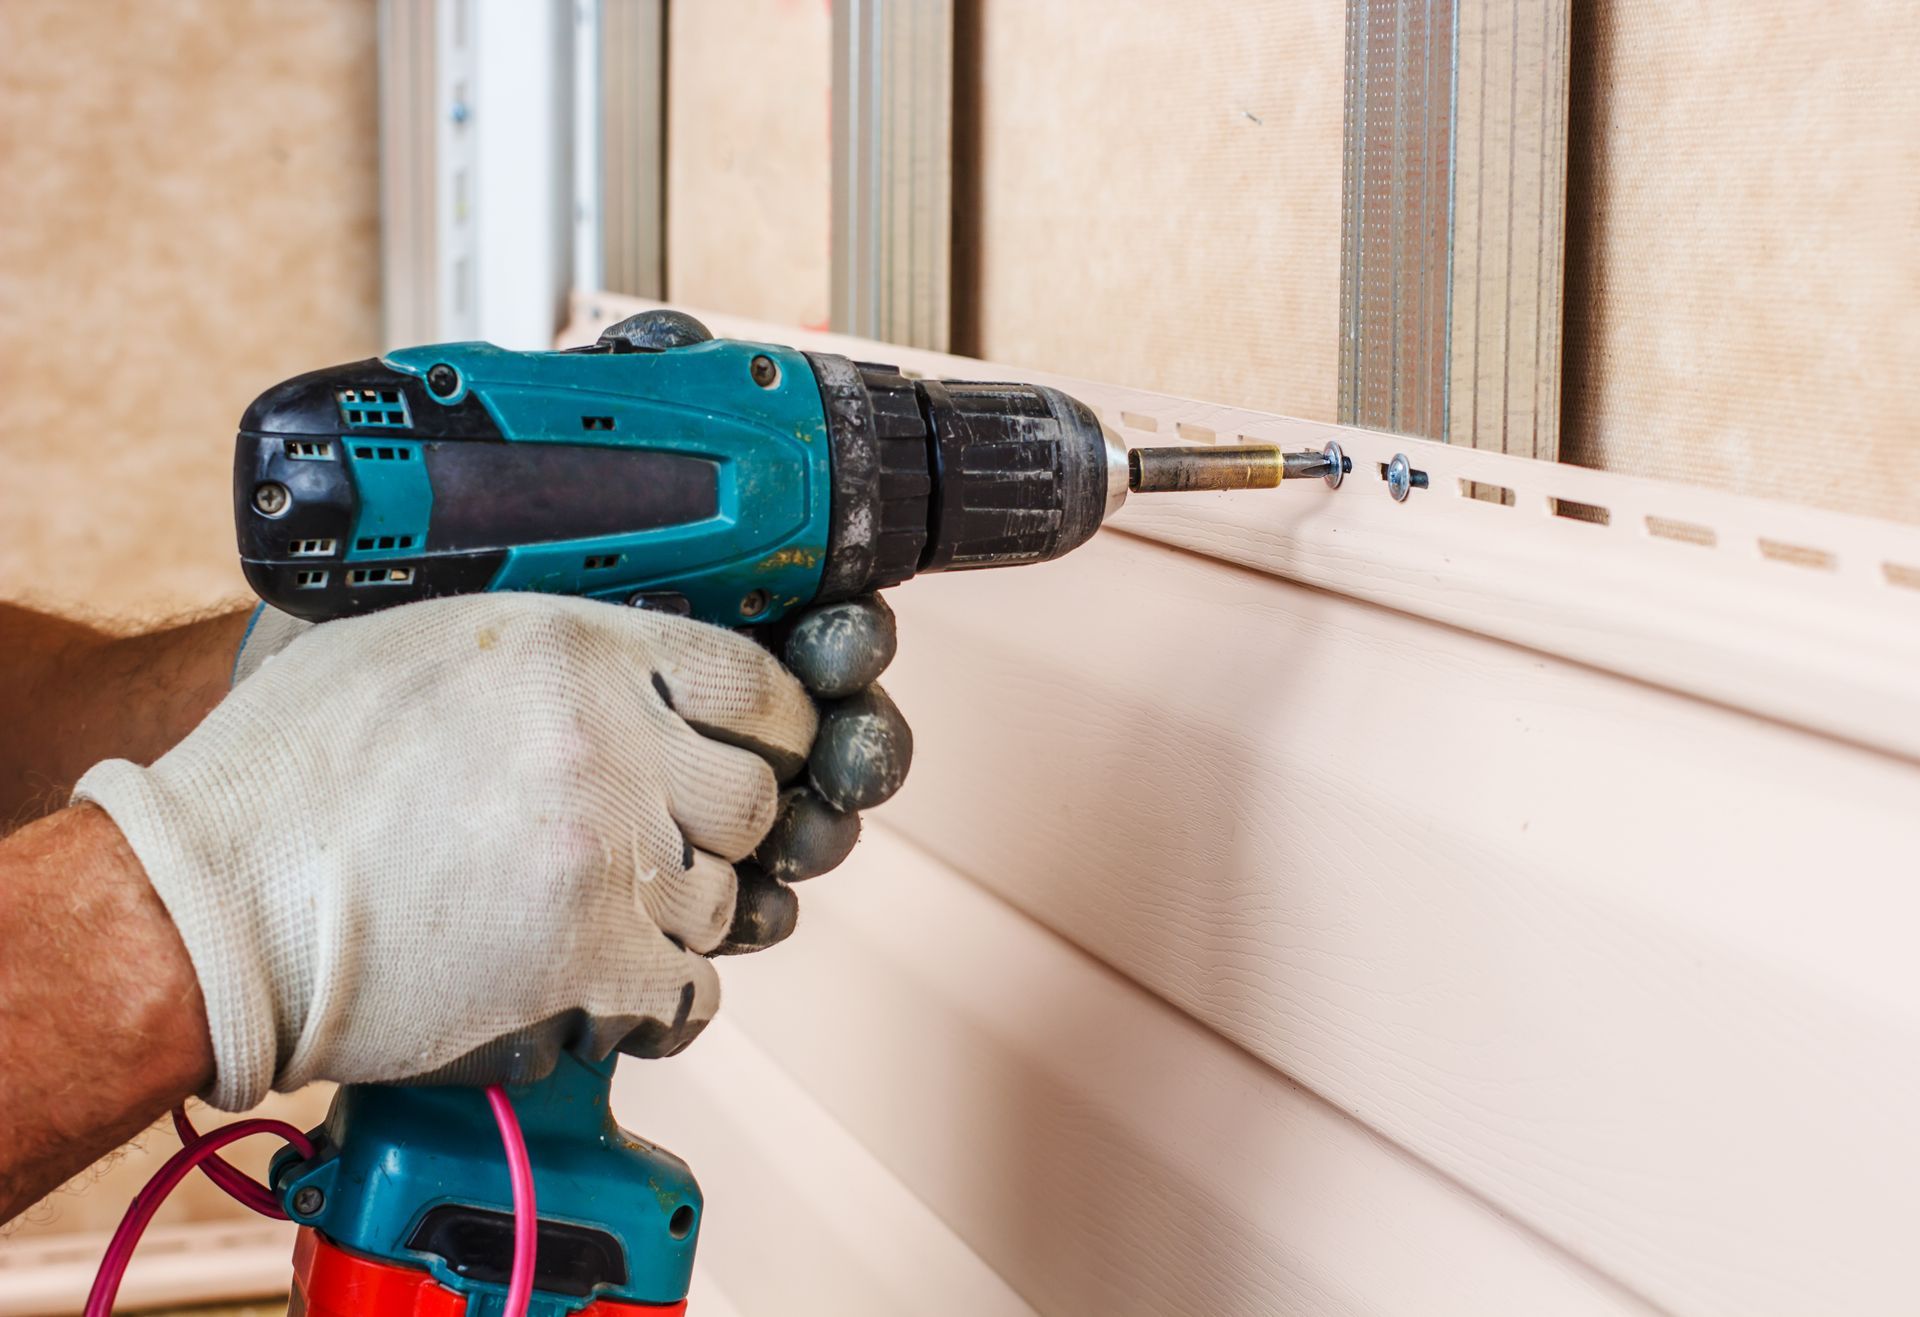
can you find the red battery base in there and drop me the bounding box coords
[288,1227,689,1316]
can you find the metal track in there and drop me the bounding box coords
[1340,0,1570,461]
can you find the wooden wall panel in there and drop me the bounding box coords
[0,0,381,625]
[664,0,832,330]
[636,827,1646,1317]
[1562,1,1920,525]
[962,0,1345,421]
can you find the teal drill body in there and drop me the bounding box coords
[237,309,1123,1312]
[242,333,835,628]
[381,338,831,621]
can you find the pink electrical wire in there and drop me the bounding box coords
[486,1083,538,1317]
[89,1091,535,1317]
[83,1116,315,1317]
[170,1105,284,1217]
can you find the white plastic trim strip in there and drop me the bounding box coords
[567,292,1920,763]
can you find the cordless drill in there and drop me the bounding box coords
[238,309,1344,1316]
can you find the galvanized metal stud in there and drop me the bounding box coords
[596,0,665,299]
[829,0,954,350]
[1339,0,1571,462]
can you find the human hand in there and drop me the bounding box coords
[74,591,908,1109]
[725,594,911,953]
[235,594,914,952]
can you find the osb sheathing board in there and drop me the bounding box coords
[0,0,381,625]
[961,0,1346,423]
[664,0,833,330]
[1561,2,1920,524]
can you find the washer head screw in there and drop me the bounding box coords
[1385,454,1428,502]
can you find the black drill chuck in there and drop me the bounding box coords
[806,353,1126,603]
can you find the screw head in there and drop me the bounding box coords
[1386,454,1413,502]
[426,363,460,399]
[1322,440,1347,489]
[292,1186,325,1217]
[738,589,770,618]
[749,355,780,388]
[253,482,291,517]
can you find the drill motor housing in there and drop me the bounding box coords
[236,310,1123,632]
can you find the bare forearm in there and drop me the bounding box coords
[0,604,251,826]
[0,804,212,1223]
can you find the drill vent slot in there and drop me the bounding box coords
[581,416,615,431]
[354,535,416,551]
[288,538,337,557]
[347,567,415,586]
[285,440,334,460]
[337,389,412,429]
[352,446,414,462]
[293,570,328,589]
[582,553,625,570]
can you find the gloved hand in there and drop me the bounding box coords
[75,592,909,1111]
[725,594,908,953]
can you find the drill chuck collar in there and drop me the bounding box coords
[808,352,1120,601]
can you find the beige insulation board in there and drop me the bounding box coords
[971,0,1920,518]
[665,0,834,331]
[0,0,381,623]
[668,1,1920,520]
[959,0,1347,423]
[1560,1,1920,523]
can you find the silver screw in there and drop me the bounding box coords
[1322,440,1347,489]
[253,482,291,517]
[292,1186,325,1217]
[1384,454,1427,502]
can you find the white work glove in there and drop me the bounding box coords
[75,592,909,1112]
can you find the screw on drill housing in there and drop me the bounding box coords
[749,355,780,388]
[253,482,291,517]
[292,1186,325,1218]
[426,363,460,398]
